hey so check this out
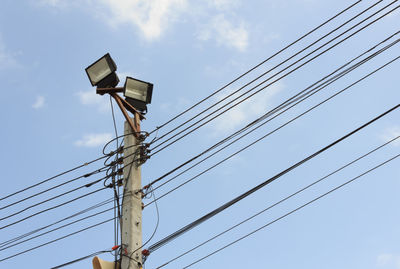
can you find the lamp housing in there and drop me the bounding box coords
[123,77,153,112]
[85,53,119,88]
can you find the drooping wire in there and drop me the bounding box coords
[148,0,395,154]
[143,32,400,192]
[145,52,400,206]
[0,154,111,202]
[0,218,116,263]
[0,174,113,222]
[0,187,108,230]
[156,135,400,268]
[109,95,123,267]
[125,185,160,269]
[0,197,117,248]
[145,0,362,137]
[50,249,114,269]
[146,104,400,252]
[182,153,400,268]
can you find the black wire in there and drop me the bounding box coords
[0,154,110,202]
[0,197,117,248]
[0,205,118,252]
[182,153,400,268]
[0,217,116,263]
[145,54,400,206]
[148,1,399,155]
[51,249,113,269]
[146,104,400,252]
[143,32,400,191]
[0,187,107,230]
[146,0,362,137]
[0,166,109,211]
[109,95,122,268]
[126,185,160,269]
[0,174,111,222]
[156,135,400,268]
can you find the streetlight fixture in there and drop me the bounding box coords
[85,53,154,138]
[85,53,119,88]
[123,77,153,112]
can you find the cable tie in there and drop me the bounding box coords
[111,245,120,251]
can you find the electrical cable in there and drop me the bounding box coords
[144,53,400,206]
[0,217,116,263]
[143,32,400,191]
[146,0,362,137]
[0,165,109,211]
[51,249,114,269]
[0,186,108,230]
[148,1,400,155]
[0,204,118,252]
[182,153,400,268]
[0,154,111,202]
[0,174,112,221]
[0,197,117,248]
[146,103,400,252]
[125,185,160,269]
[149,0,380,147]
[156,135,400,268]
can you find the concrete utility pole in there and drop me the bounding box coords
[121,119,143,269]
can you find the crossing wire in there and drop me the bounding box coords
[0,197,117,248]
[0,154,111,202]
[146,0,362,136]
[156,135,400,268]
[148,1,399,155]
[143,32,400,191]
[144,54,400,206]
[0,187,107,230]
[182,153,400,268]
[146,104,400,252]
[0,217,116,263]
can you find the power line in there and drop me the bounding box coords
[0,173,112,221]
[146,0,362,136]
[143,32,400,191]
[0,165,109,211]
[0,187,107,230]
[0,204,117,251]
[148,0,396,154]
[156,135,400,268]
[182,153,400,268]
[0,154,111,202]
[146,103,400,252]
[145,54,400,206]
[0,197,116,248]
[51,249,114,269]
[0,217,116,263]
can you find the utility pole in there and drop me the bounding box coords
[121,116,143,269]
[85,53,153,269]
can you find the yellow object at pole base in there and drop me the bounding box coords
[92,256,120,269]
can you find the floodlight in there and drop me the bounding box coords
[123,77,153,112]
[85,53,119,88]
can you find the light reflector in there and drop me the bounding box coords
[85,53,119,88]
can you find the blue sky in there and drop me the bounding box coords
[0,0,399,268]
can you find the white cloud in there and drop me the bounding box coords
[98,0,187,41]
[75,133,112,147]
[380,126,400,146]
[211,82,284,135]
[76,89,110,112]
[198,14,248,51]
[377,253,400,268]
[32,96,45,109]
